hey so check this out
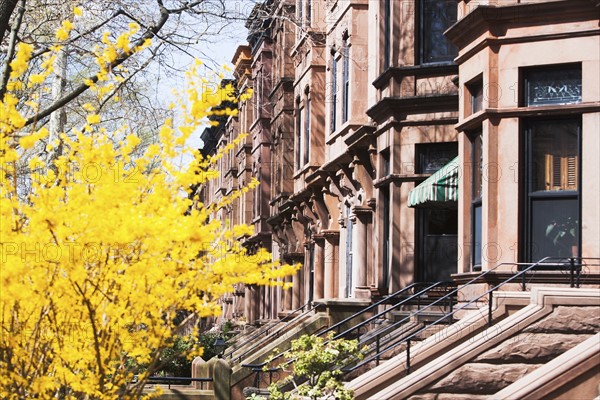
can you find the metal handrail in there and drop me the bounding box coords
[144,376,213,390]
[229,301,316,362]
[336,258,553,370]
[331,281,455,341]
[343,256,592,374]
[319,282,445,338]
[242,281,455,374]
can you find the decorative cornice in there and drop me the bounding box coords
[373,64,458,90]
[268,77,295,99]
[374,174,431,188]
[344,124,377,150]
[367,95,459,123]
[446,0,600,50]
[456,103,600,132]
[454,29,600,66]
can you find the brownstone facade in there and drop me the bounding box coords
[201,0,600,327]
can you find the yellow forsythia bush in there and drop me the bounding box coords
[0,15,295,400]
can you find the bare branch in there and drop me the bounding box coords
[97,50,156,112]
[25,1,171,127]
[31,9,125,59]
[0,0,26,99]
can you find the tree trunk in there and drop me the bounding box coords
[0,0,20,44]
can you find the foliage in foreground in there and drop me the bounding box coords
[0,10,295,400]
[267,334,362,400]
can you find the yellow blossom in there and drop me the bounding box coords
[86,114,101,124]
[28,74,45,85]
[0,24,293,399]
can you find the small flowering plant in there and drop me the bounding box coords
[267,333,363,400]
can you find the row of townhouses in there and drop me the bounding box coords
[194,0,599,398]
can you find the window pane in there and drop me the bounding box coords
[468,81,483,114]
[382,187,390,288]
[472,134,483,199]
[421,0,457,64]
[304,95,311,165]
[416,142,458,174]
[342,43,349,123]
[530,197,579,260]
[331,57,338,132]
[530,120,578,192]
[525,66,581,106]
[473,203,482,268]
[383,0,391,70]
[296,101,302,169]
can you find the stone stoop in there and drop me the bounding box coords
[347,291,530,400]
[407,305,600,399]
[227,314,312,363]
[492,333,600,400]
[365,287,600,400]
[343,321,424,381]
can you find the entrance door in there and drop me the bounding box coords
[418,208,458,282]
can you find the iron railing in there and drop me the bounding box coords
[227,301,315,363]
[342,256,597,374]
[242,282,456,386]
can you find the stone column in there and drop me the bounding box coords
[352,206,372,298]
[313,235,325,300]
[283,274,293,311]
[323,230,340,299]
[258,286,265,321]
[244,285,252,323]
[292,257,303,309]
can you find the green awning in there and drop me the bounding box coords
[408,157,459,208]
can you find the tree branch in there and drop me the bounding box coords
[0,0,20,44]
[97,49,157,112]
[31,9,125,60]
[0,0,26,99]
[24,1,171,127]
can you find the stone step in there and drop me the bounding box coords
[408,305,600,397]
[391,310,455,324]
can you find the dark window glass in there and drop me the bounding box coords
[342,42,350,123]
[345,206,353,297]
[471,132,483,269]
[307,0,311,26]
[472,134,483,199]
[526,119,580,261]
[304,93,311,166]
[296,99,302,169]
[472,203,482,268]
[416,142,458,174]
[468,80,483,114]
[382,186,390,290]
[530,197,579,260]
[383,0,391,70]
[530,120,578,192]
[524,66,581,106]
[420,0,457,64]
[381,149,390,176]
[331,57,338,132]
